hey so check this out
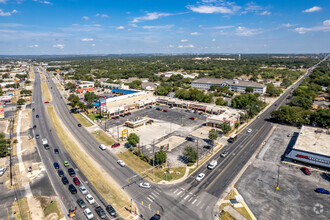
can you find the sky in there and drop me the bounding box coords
[0,0,329,55]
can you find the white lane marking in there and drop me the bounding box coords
[153,191,160,195]
[147,197,153,202]
[149,194,155,200]
[196,201,201,207]
[173,189,178,194]
[184,195,190,200]
[188,197,193,202]
[180,187,185,190]
[151,192,158,198]
[177,190,182,196]
[192,199,197,205]
[155,188,162,193]
[180,193,186,198]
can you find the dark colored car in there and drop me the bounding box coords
[54,148,59,154]
[115,116,119,119]
[163,109,168,112]
[61,176,69,185]
[189,117,195,120]
[57,169,64,177]
[322,173,330,182]
[68,184,77,194]
[111,116,117,120]
[78,123,82,127]
[111,143,120,148]
[77,198,86,208]
[68,168,76,177]
[186,136,195,142]
[301,167,311,175]
[151,214,161,220]
[35,134,40,139]
[73,177,81,186]
[33,125,37,129]
[315,188,330,194]
[156,107,161,111]
[95,206,106,219]
[106,205,116,217]
[127,112,131,115]
[36,114,39,118]
[53,162,60,169]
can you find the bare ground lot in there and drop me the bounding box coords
[235,125,330,220]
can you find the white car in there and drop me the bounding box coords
[207,160,217,169]
[0,167,7,177]
[247,128,252,133]
[86,194,95,204]
[99,144,107,150]
[117,160,125,167]
[139,182,151,188]
[79,185,88,195]
[83,208,94,219]
[196,173,205,181]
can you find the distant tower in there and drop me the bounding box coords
[238,54,241,60]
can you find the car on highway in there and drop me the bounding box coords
[53,162,60,169]
[115,116,119,119]
[95,206,106,219]
[99,144,107,150]
[44,144,50,150]
[139,182,151,189]
[314,188,330,194]
[196,173,205,181]
[77,123,82,127]
[301,167,311,175]
[125,112,131,116]
[86,194,95,204]
[106,205,116,217]
[44,101,49,104]
[33,125,37,129]
[220,150,228,158]
[57,169,64,177]
[207,160,217,170]
[247,128,252,133]
[79,185,88,195]
[77,198,86,208]
[156,107,161,111]
[63,161,69,167]
[54,148,59,154]
[35,134,40,139]
[68,184,77,194]
[36,114,39,118]
[112,143,120,148]
[83,208,94,219]
[73,177,81,186]
[117,160,125,167]
[68,168,76,177]
[189,117,196,120]
[61,176,69,185]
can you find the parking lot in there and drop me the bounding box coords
[236,125,330,220]
[106,106,220,166]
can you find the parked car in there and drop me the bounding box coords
[63,161,69,167]
[77,123,82,127]
[95,206,106,219]
[61,176,69,185]
[115,116,119,119]
[156,107,161,111]
[186,136,195,142]
[86,194,95,204]
[73,177,81,185]
[111,116,117,120]
[54,148,59,154]
[68,184,77,194]
[163,109,168,112]
[57,169,64,177]
[68,168,76,177]
[151,214,161,220]
[315,188,330,194]
[83,208,94,219]
[44,101,49,104]
[117,160,125,167]
[301,167,311,175]
[77,198,86,208]
[139,182,151,189]
[189,117,195,120]
[79,185,88,195]
[33,125,37,129]
[106,205,116,217]
[111,143,120,148]
[53,162,60,169]
[196,173,205,181]
[99,144,107,150]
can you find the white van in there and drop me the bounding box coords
[42,138,48,145]
[207,160,217,169]
[99,144,107,150]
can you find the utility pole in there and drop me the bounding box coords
[117,121,119,141]
[196,139,199,167]
[153,140,155,181]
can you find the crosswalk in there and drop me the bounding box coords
[168,187,203,207]
[145,188,162,203]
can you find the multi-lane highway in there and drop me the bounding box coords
[34,55,327,220]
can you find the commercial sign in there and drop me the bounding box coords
[296,154,330,165]
[160,144,169,151]
[0,102,4,119]
[100,99,107,106]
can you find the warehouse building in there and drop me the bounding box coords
[191,78,266,94]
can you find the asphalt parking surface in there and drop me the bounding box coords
[235,125,330,220]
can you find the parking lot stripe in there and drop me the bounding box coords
[192,199,197,205]
[196,201,201,206]
[184,195,190,200]
[177,190,182,196]
[188,197,193,202]
[147,197,153,202]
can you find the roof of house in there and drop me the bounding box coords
[192,78,266,88]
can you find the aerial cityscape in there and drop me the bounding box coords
[0,0,329,220]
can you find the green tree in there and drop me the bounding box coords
[20,89,32,95]
[183,146,197,164]
[220,122,231,134]
[208,129,218,152]
[215,98,228,106]
[84,92,99,108]
[209,85,218,91]
[94,80,101,88]
[129,80,142,89]
[0,87,3,96]
[17,98,25,105]
[266,83,282,97]
[0,133,9,157]
[245,86,254,93]
[154,150,167,165]
[68,94,80,108]
[127,133,139,147]
[64,82,76,91]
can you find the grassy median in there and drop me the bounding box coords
[40,73,52,102]
[92,130,115,146]
[37,196,64,219]
[46,105,131,217]
[73,113,93,127]
[11,198,31,220]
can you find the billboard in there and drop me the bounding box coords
[100,99,107,106]
[0,102,4,119]
[160,144,169,151]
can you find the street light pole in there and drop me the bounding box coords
[153,139,155,181]
[196,139,199,167]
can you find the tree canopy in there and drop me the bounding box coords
[127,133,139,147]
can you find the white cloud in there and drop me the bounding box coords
[294,19,330,34]
[82,16,89,20]
[0,23,23,27]
[0,0,6,3]
[33,0,53,5]
[91,44,96,47]
[212,38,216,42]
[178,44,195,48]
[0,9,18,16]
[169,44,174,48]
[260,10,271,15]
[243,3,271,15]
[116,26,125,30]
[283,23,294,28]
[53,44,64,49]
[302,6,322,13]
[190,32,200,35]
[200,25,234,30]
[28,44,39,48]
[235,26,260,36]
[96,13,109,18]
[142,24,174,29]
[188,5,237,14]
[132,12,172,23]
[81,38,94,42]
[181,39,188,42]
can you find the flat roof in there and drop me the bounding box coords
[294,126,329,156]
[112,89,139,94]
[192,78,266,88]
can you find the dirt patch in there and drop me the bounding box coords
[0,120,9,133]
[27,196,44,219]
[190,126,213,139]
[20,109,32,132]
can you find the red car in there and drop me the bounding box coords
[44,101,49,104]
[163,110,168,112]
[189,117,195,120]
[73,177,81,185]
[111,143,120,148]
[111,117,117,120]
[301,167,311,175]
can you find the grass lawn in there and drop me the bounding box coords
[224,190,236,200]
[87,113,105,122]
[41,81,52,102]
[220,211,237,220]
[47,105,131,218]
[235,207,252,220]
[11,198,31,220]
[117,151,186,182]
[37,196,64,219]
[74,113,93,127]
[92,130,116,146]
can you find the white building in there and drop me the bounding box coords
[191,78,266,94]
